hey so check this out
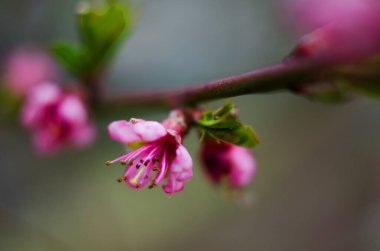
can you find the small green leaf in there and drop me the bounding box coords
[51,1,132,79]
[77,1,131,71]
[51,42,84,77]
[196,101,259,147]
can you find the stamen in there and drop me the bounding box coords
[117,176,126,183]
[153,157,160,162]
[120,160,127,165]
[128,160,134,166]
[105,161,112,166]
[135,183,141,188]
[107,143,157,165]
[155,150,169,184]
[148,183,156,189]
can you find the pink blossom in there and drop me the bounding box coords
[200,140,256,188]
[3,47,58,97]
[21,82,95,154]
[283,0,380,58]
[107,118,193,196]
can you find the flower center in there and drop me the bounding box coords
[107,134,178,189]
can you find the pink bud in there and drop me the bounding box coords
[161,110,188,136]
[283,0,380,59]
[3,47,59,97]
[200,140,256,188]
[21,82,95,155]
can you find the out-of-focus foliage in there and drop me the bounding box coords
[334,56,380,99]
[292,55,380,103]
[52,1,132,80]
[0,88,21,115]
[293,81,350,104]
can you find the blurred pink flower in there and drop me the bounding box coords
[21,82,95,155]
[3,47,59,97]
[107,118,193,196]
[200,140,256,188]
[283,0,380,58]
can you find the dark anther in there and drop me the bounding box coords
[117,176,125,183]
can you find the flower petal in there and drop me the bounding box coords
[21,82,61,128]
[125,161,152,189]
[169,145,193,182]
[133,120,167,142]
[58,95,88,124]
[162,175,185,196]
[32,129,60,155]
[70,124,96,147]
[228,146,256,187]
[108,120,141,144]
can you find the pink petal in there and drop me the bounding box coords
[28,82,61,107]
[169,145,193,182]
[21,82,61,128]
[70,124,96,147]
[21,102,41,128]
[5,48,58,96]
[58,95,88,124]
[108,120,141,144]
[133,120,167,142]
[125,160,153,189]
[162,175,185,195]
[32,129,60,155]
[228,146,256,187]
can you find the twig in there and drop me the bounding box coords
[101,58,350,109]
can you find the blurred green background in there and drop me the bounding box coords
[1,0,380,250]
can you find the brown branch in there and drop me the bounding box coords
[101,58,349,109]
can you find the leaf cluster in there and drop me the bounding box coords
[51,1,131,80]
[196,101,259,148]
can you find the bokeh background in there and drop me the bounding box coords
[1,0,380,250]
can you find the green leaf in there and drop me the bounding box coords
[51,42,84,77]
[196,101,259,147]
[51,1,132,79]
[77,1,131,71]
